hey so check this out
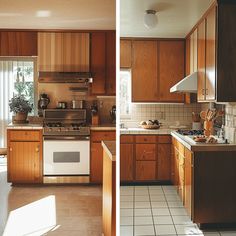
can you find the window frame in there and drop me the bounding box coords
[0,57,38,115]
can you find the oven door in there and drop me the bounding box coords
[43,138,89,175]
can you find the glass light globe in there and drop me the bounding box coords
[144,10,157,29]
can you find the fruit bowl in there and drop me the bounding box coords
[140,124,161,130]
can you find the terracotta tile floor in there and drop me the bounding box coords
[0,160,102,236]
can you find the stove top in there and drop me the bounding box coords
[176,129,204,136]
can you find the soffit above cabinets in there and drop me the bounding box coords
[0,0,115,30]
[120,0,214,38]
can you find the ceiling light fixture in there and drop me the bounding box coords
[144,9,157,29]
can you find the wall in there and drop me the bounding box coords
[38,83,115,124]
[121,103,201,128]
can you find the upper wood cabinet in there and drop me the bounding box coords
[0,31,37,56]
[120,40,132,68]
[190,29,198,74]
[131,40,185,103]
[159,41,185,102]
[132,40,158,102]
[91,31,116,95]
[38,32,89,72]
[197,19,206,101]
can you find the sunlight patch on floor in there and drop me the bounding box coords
[3,195,58,236]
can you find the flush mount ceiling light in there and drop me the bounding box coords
[144,9,157,29]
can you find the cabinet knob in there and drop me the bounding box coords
[205,88,208,95]
[36,147,39,153]
[9,147,12,152]
[202,88,205,95]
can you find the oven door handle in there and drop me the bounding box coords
[43,136,90,141]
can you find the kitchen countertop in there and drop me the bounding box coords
[7,123,43,129]
[90,124,116,131]
[171,131,236,152]
[120,127,173,135]
[101,141,116,161]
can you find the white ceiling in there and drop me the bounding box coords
[120,0,214,38]
[0,0,115,30]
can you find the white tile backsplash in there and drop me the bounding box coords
[224,103,236,143]
[121,103,201,128]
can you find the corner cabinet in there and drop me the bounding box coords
[91,31,116,95]
[131,40,185,103]
[7,129,43,184]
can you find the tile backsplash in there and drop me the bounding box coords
[224,103,236,143]
[121,103,201,128]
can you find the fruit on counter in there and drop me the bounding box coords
[140,121,147,125]
[206,136,218,144]
[140,120,160,126]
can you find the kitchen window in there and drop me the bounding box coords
[120,69,132,118]
[0,58,37,147]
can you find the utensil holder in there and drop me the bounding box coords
[204,121,214,136]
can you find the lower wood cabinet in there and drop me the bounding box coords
[7,129,43,184]
[120,134,171,183]
[90,130,116,184]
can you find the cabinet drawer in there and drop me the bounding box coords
[91,131,116,142]
[8,130,40,141]
[136,161,156,181]
[136,144,156,161]
[120,135,134,143]
[135,135,156,143]
[158,135,171,144]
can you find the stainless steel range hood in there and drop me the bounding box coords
[170,72,198,93]
[38,72,93,84]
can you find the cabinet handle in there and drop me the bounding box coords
[202,88,205,95]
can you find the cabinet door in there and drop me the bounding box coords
[159,41,185,102]
[91,32,106,94]
[132,40,158,102]
[8,141,42,183]
[157,144,171,181]
[120,143,134,182]
[38,32,64,72]
[136,161,156,181]
[106,31,116,95]
[178,153,185,202]
[197,19,206,101]
[62,33,89,72]
[136,144,156,161]
[184,148,192,217]
[90,142,103,183]
[205,7,216,101]
[0,31,37,56]
[173,147,179,188]
[120,40,132,68]
[190,29,198,74]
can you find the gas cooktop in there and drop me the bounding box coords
[176,129,204,136]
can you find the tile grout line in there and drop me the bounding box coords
[148,186,157,236]
[161,186,178,236]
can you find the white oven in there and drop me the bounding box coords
[43,136,90,176]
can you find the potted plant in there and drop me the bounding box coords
[9,95,33,123]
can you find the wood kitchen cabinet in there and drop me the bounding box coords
[0,31,37,56]
[131,39,185,103]
[90,130,116,184]
[120,39,132,68]
[7,129,43,184]
[38,32,89,72]
[120,134,172,183]
[132,40,158,102]
[91,31,116,95]
[159,41,185,102]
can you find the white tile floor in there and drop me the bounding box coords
[120,185,236,236]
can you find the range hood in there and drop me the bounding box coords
[170,72,198,93]
[38,72,93,84]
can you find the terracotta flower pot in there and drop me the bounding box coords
[14,112,28,124]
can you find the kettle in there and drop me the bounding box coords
[38,93,50,109]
